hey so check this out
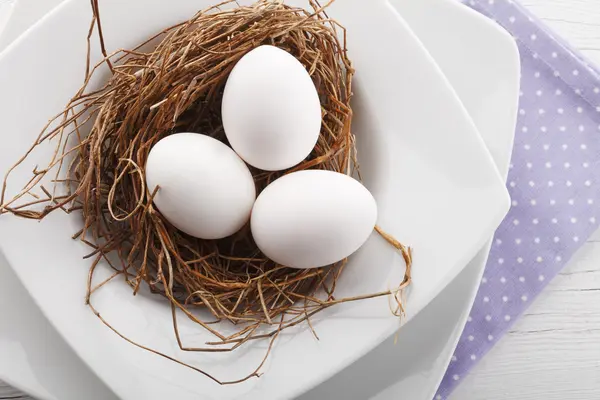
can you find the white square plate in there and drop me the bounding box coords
[0,0,509,399]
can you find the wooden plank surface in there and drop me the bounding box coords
[450,0,600,398]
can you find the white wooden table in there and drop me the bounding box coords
[1,0,600,399]
[451,1,600,398]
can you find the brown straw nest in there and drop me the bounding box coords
[0,0,412,384]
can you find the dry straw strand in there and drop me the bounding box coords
[0,0,412,383]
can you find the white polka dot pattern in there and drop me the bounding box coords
[435,0,600,399]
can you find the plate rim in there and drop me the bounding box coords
[0,0,510,399]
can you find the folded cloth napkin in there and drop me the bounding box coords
[435,1,600,398]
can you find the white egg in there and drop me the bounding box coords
[145,133,256,239]
[222,45,322,171]
[251,170,377,269]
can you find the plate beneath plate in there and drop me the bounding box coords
[0,253,117,400]
[0,1,509,399]
[300,2,519,399]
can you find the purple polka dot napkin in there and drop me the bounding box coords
[435,0,600,398]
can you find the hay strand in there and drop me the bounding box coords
[0,0,412,383]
